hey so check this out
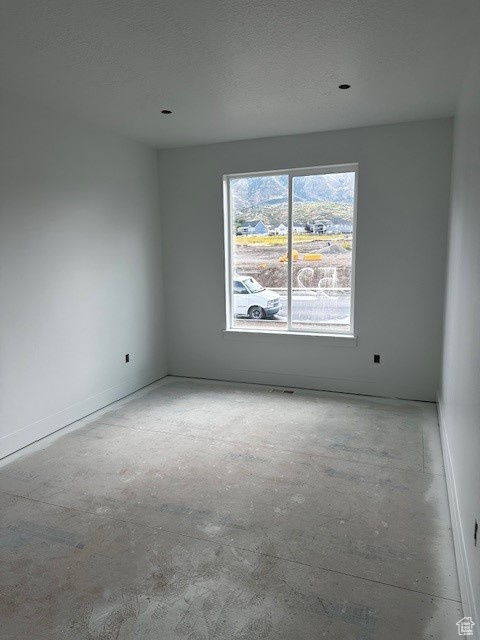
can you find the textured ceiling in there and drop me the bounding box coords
[0,0,477,147]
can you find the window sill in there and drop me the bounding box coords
[223,329,357,347]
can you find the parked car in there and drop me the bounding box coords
[233,276,281,319]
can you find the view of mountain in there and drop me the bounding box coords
[231,172,354,226]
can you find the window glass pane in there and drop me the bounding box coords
[291,171,355,333]
[233,280,248,294]
[230,175,288,330]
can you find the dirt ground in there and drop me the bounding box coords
[233,237,353,289]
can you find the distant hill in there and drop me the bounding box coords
[231,173,354,227]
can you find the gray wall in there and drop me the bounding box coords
[0,91,167,458]
[159,119,452,401]
[440,41,480,625]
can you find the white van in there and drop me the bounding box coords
[233,276,281,319]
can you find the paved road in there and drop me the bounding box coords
[275,293,350,324]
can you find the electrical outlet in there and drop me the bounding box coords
[373,354,380,364]
[125,354,130,364]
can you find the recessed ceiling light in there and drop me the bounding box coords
[338,84,351,90]
[161,109,172,114]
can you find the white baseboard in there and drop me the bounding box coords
[0,369,167,460]
[437,394,478,638]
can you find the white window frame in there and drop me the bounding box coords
[223,163,358,338]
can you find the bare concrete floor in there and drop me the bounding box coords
[0,377,461,639]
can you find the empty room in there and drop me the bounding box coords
[1,1,479,638]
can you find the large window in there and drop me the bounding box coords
[224,164,357,335]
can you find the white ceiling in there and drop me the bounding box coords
[0,0,477,148]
